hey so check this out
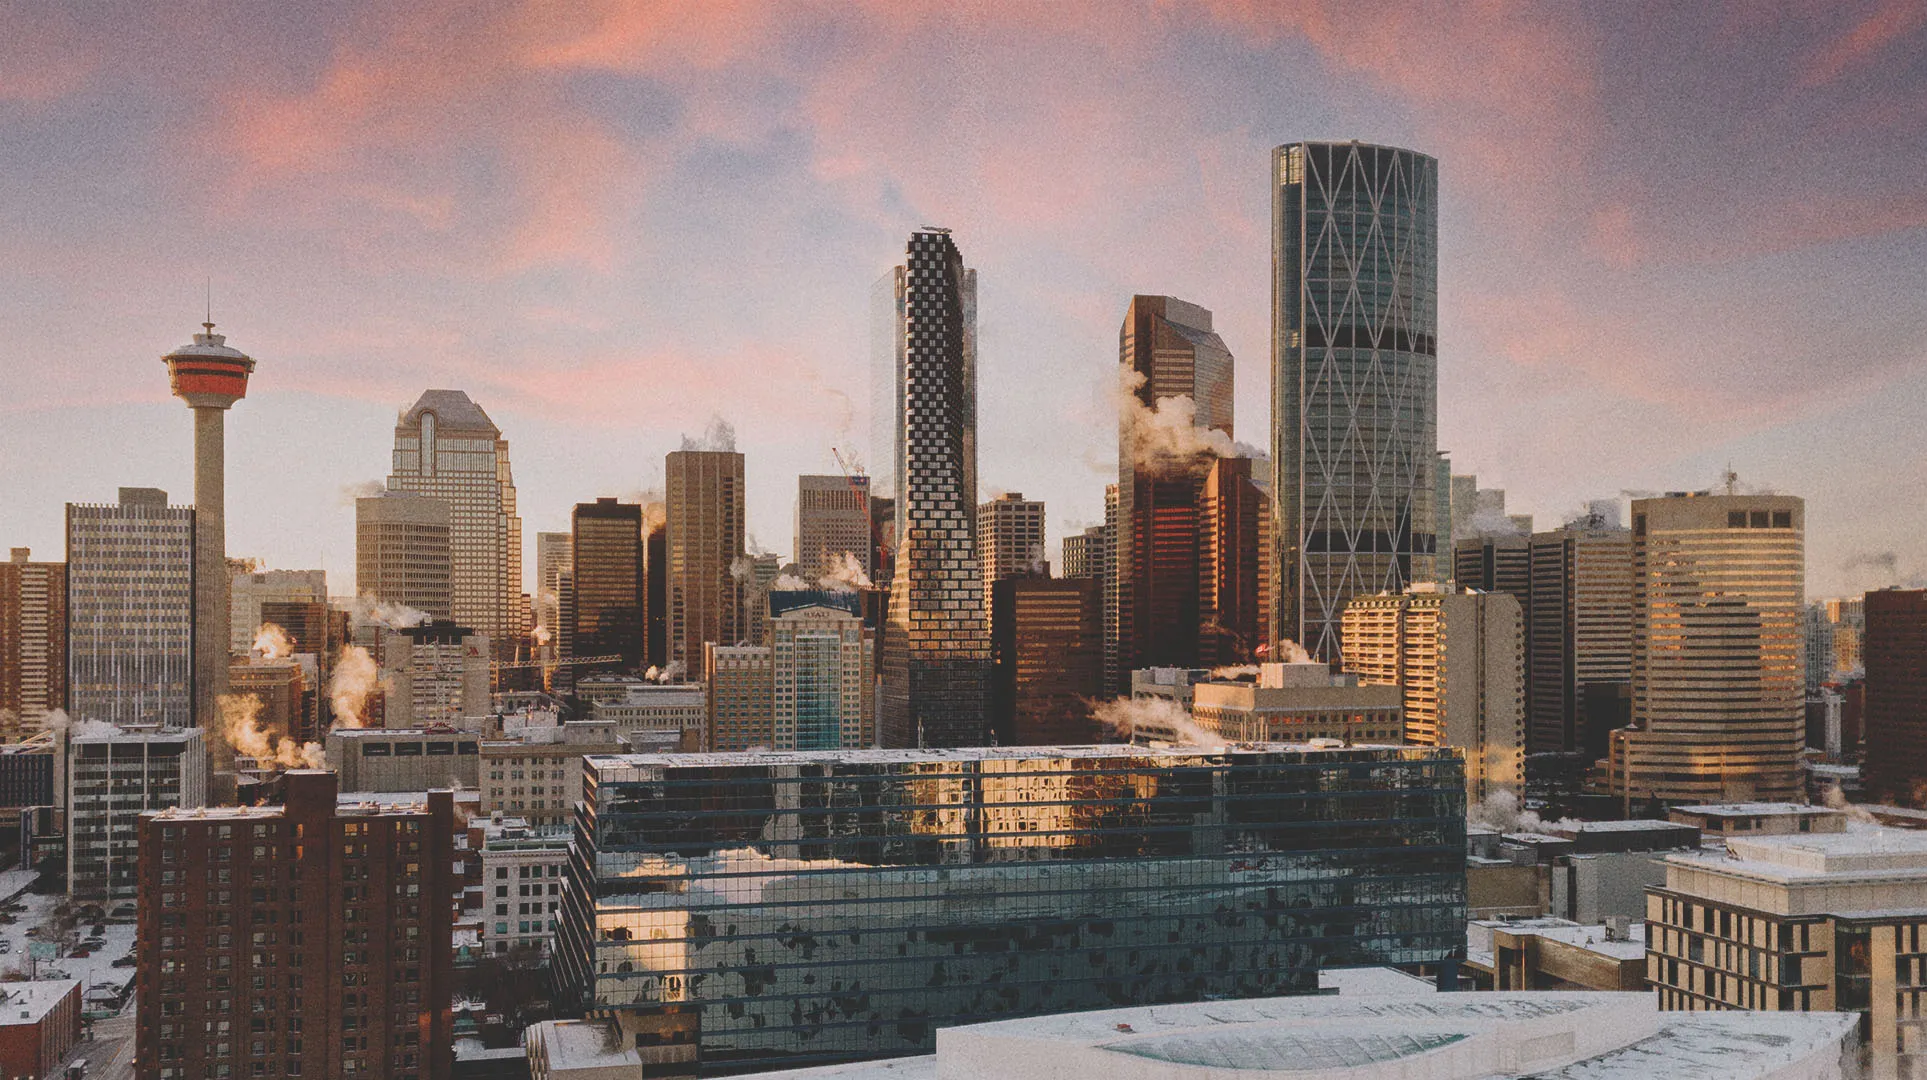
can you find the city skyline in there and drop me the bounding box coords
[4,4,1924,604]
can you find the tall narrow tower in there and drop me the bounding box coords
[163,321,255,777]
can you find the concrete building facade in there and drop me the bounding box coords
[664,449,745,673]
[703,644,772,751]
[1610,493,1805,803]
[795,474,871,582]
[68,724,207,903]
[1526,515,1633,757]
[976,492,1046,616]
[0,548,65,741]
[386,390,522,643]
[1190,662,1404,745]
[771,596,873,751]
[379,621,491,728]
[66,488,195,728]
[356,491,454,620]
[1342,587,1525,803]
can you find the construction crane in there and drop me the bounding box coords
[489,653,623,671]
[830,446,866,496]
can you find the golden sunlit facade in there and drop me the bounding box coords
[1611,494,1804,803]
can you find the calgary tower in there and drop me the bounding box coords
[163,317,255,791]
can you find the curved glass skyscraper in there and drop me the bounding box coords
[1270,141,1439,660]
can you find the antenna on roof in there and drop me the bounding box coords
[205,276,214,333]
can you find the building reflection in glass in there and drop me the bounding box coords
[556,744,1466,1072]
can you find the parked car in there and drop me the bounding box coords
[110,955,135,968]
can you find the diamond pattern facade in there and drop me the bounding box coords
[880,229,991,746]
[1271,141,1439,661]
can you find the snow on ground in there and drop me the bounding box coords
[0,891,137,1014]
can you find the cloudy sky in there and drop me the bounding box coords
[2,0,1924,598]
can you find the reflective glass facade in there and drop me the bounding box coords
[556,745,1466,1072]
[1272,142,1439,661]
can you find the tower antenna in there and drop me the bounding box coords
[205,276,214,332]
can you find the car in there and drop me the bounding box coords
[70,948,89,959]
[110,956,135,968]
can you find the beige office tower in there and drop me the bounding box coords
[772,597,874,750]
[354,490,453,618]
[1527,512,1633,756]
[705,643,773,751]
[535,530,573,681]
[229,568,327,654]
[666,449,746,673]
[1610,493,1805,803]
[378,621,492,728]
[796,475,872,582]
[977,492,1046,614]
[1341,587,1525,804]
[385,390,521,642]
[66,488,196,727]
[0,548,66,740]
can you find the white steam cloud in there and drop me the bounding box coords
[680,416,737,453]
[818,552,873,592]
[343,594,430,630]
[219,693,326,770]
[328,645,381,729]
[1090,696,1223,748]
[252,623,294,660]
[1118,368,1236,473]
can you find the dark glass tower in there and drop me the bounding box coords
[1271,141,1440,660]
[879,228,991,747]
[570,497,646,674]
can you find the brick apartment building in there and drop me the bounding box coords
[135,770,455,1080]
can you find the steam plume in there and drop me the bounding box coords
[1468,789,1579,834]
[343,594,430,629]
[252,623,294,660]
[1210,664,1260,679]
[771,573,811,592]
[679,416,737,453]
[1090,696,1222,748]
[1117,368,1235,473]
[818,552,873,592]
[218,693,326,770]
[328,645,380,729]
[338,479,386,506]
[1270,639,1314,664]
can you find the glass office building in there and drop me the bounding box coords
[556,744,1466,1072]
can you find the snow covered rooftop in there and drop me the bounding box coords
[740,991,1857,1079]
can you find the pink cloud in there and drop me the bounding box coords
[1800,0,1927,86]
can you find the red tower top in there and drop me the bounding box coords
[163,321,255,409]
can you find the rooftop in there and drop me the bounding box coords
[1677,828,1927,882]
[399,389,497,433]
[0,980,78,1027]
[525,1019,642,1072]
[1674,803,1837,819]
[747,992,1856,1080]
[585,743,1448,772]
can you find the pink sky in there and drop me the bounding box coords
[2,0,1924,597]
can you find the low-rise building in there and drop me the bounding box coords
[584,682,704,751]
[525,1019,643,1080]
[475,815,571,958]
[1647,826,1927,1079]
[326,726,481,793]
[1190,661,1403,745]
[479,721,619,830]
[67,723,206,903]
[0,979,81,1080]
[1668,802,1845,838]
[1464,916,1647,992]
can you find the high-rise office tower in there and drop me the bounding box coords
[162,321,255,743]
[1061,524,1107,581]
[570,499,645,674]
[867,496,897,594]
[1115,295,1233,680]
[1609,493,1805,803]
[67,488,196,727]
[534,530,572,649]
[1100,484,1121,692]
[771,592,873,750]
[796,474,872,582]
[1433,452,1455,583]
[871,251,977,510]
[229,569,326,655]
[1272,142,1439,660]
[644,508,666,669]
[977,492,1047,615]
[68,724,207,902]
[991,577,1102,745]
[1455,535,1531,607]
[1526,512,1633,757]
[386,390,521,643]
[738,551,782,648]
[377,620,492,728]
[704,643,773,751]
[0,548,65,741]
[879,229,991,747]
[136,771,455,1080]
[355,491,453,619]
[1861,589,1927,806]
[665,448,745,673]
[1342,586,1524,803]
[1199,456,1267,665]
